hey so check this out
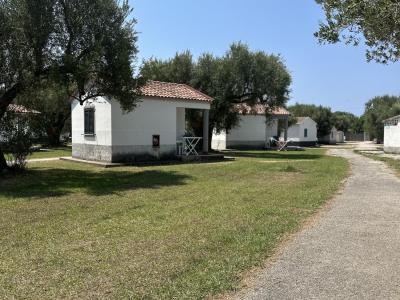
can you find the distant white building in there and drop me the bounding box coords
[383,115,400,154]
[287,117,317,146]
[212,104,290,150]
[336,130,345,143]
[71,81,212,163]
[320,126,338,144]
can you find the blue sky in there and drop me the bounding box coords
[131,0,400,116]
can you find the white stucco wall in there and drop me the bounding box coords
[111,97,209,147]
[336,131,345,143]
[211,115,279,150]
[227,115,267,143]
[384,123,400,153]
[71,97,112,146]
[266,119,279,141]
[288,118,317,143]
[287,125,300,142]
[176,107,186,140]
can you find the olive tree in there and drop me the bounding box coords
[140,43,292,148]
[316,0,400,63]
[0,0,142,171]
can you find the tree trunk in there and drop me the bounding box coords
[45,112,69,146]
[46,127,62,146]
[208,123,213,152]
[0,83,23,171]
[0,147,8,172]
[0,83,22,120]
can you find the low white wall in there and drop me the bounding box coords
[384,124,400,153]
[212,130,227,151]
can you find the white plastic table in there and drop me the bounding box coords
[182,137,202,156]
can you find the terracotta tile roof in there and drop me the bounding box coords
[140,81,213,103]
[234,103,290,116]
[7,104,40,114]
[295,117,317,124]
[296,117,306,124]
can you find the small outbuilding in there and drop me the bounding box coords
[383,115,400,154]
[71,81,213,163]
[211,104,290,150]
[336,130,345,143]
[319,127,346,144]
[287,117,317,146]
[320,126,339,144]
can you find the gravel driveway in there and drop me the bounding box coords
[235,149,400,300]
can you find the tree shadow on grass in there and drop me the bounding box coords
[0,168,192,199]
[228,151,323,160]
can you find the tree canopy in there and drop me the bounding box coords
[315,0,400,63]
[140,43,292,143]
[18,83,72,146]
[331,111,363,134]
[0,0,141,170]
[140,51,194,85]
[363,95,400,142]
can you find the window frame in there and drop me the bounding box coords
[84,107,96,136]
[304,128,308,138]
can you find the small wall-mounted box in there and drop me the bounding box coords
[152,135,160,148]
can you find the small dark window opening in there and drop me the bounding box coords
[84,108,95,135]
[304,128,308,138]
[152,135,160,148]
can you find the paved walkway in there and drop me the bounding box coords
[236,149,400,300]
[27,157,61,163]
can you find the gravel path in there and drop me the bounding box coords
[235,149,400,300]
[27,157,61,163]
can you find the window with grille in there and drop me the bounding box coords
[84,108,95,135]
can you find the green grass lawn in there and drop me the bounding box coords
[28,146,72,159]
[0,149,348,299]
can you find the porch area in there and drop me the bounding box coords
[176,107,212,157]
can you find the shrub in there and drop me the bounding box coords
[0,111,35,171]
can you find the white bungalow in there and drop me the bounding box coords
[287,117,318,146]
[212,104,290,150]
[319,126,345,144]
[383,115,400,154]
[320,126,338,144]
[71,81,212,163]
